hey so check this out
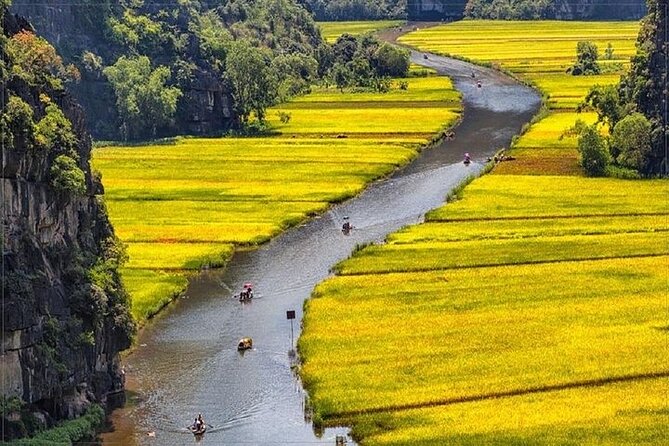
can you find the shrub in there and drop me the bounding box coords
[570,41,600,75]
[610,112,652,172]
[50,155,86,196]
[10,405,105,445]
[277,111,292,124]
[34,104,77,152]
[6,31,79,89]
[604,165,642,179]
[372,42,410,77]
[2,96,35,149]
[578,125,610,176]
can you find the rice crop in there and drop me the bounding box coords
[426,175,669,221]
[94,73,461,322]
[336,231,668,275]
[400,20,638,177]
[355,378,669,445]
[300,256,668,416]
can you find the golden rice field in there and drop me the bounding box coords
[399,20,639,110]
[400,20,639,177]
[301,178,669,412]
[299,20,668,444]
[318,20,402,43]
[94,75,460,321]
[353,378,669,445]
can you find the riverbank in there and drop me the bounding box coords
[93,74,461,322]
[299,20,669,444]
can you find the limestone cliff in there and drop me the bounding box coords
[1,9,134,440]
[9,0,234,139]
[553,0,647,19]
[410,0,647,20]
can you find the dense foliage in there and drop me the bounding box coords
[569,41,601,75]
[464,0,646,19]
[618,0,667,174]
[577,124,610,176]
[103,56,182,140]
[8,405,105,446]
[580,0,667,175]
[325,33,409,91]
[298,0,406,20]
[465,0,554,19]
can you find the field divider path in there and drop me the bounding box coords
[323,370,669,422]
[336,252,669,276]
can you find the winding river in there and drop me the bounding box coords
[101,46,540,445]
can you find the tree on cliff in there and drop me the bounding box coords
[103,56,182,140]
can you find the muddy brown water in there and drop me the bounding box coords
[100,50,540,445]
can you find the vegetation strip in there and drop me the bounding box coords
[323,371,669,421]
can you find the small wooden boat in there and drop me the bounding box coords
[190,423,206,436]
[238,337,253,351]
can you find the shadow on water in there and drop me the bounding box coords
[100,47,540,446]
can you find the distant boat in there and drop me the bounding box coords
[238,337,253,351]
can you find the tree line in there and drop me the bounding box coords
[575,0,667,176]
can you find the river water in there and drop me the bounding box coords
[100,50,540,446]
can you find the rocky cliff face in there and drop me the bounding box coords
[553,0,647,19]
[411,0,647,20]
[1,10,134,440]
[408,0,468,20]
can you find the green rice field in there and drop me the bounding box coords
[94,75,460,321]
[299,20,668,444]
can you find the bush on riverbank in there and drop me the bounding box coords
[7,405,104,446]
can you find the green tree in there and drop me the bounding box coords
[34,103,78,153]
[372,42,409,77]
[578,84,626,127]
[106,10,165,55]
[271,53,318,101]
[578,125,610,176]
[330,62,352,91]
[224,40,277,124]
[50,155,86,196]
[610,112,652,171]
[103,56,182,140]
[5,30,79,89]
[2,96,35,150]
[571,41,600,75]
[347,55,373,87]
[197,11,233,71]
